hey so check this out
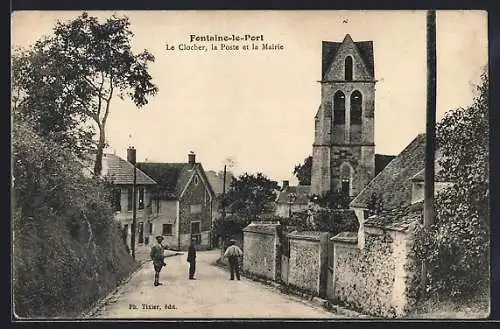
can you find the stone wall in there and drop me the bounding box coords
[287,231,330,296]
[242,222,281,281]
[178,169,213,249]
[332,226,418,317]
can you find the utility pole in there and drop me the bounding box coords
[128,147,137,261]
[422,9,437,298]
[222,164,227,221]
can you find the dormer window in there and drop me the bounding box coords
[345,56,353,81]
[193,175,199,185]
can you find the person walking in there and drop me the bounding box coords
[224,239,243,280]
[150,235,167,286]
[187,238,197,280]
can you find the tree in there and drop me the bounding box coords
[310,190,350,209]
[413,70,489,297]
[293,156,312,185]
[226,173,279,222]
[12,12,158,173]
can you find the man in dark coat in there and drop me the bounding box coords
[150,235,167,286]
[187,238,197,280]
[224,239,243,280]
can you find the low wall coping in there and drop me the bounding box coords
[288,231,324,242]
[243,222,280,235]
[331,231,358,244]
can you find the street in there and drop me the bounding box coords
[86,249,341,319]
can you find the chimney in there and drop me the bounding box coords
[127,146,136,164]
[188,151,196,166]
[282,180,289,190]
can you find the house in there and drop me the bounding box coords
[275,181,312,218]
[136,152,215,251]
[205,169,235,220]
[86,150,158,248]
[349,133,452,247]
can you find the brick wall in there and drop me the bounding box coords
[332,226,418,317]
[242,222,281,281]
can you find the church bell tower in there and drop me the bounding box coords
[311,34,376,198]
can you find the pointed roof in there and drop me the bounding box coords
[350,134,426,210]
[276,185,311,205]
[321,34,375,79]
[137,162,214,200]
[86,153,157,185]
[350,134,447,211]
[205,170,236,196]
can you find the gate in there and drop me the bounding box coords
[326,236,335,300]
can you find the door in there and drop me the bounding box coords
[191,221,201,245]
[138,222,144,244]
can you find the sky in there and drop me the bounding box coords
[11,10,488,185]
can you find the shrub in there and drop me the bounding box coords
[12,120,136,318]
[412,71,489,299]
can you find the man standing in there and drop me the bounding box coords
[187,238,197,280]
[150,235,167,286]
[224,239,243,280]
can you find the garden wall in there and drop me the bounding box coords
[242,221,281,281]
[287,231,330,296]
[332,224,418,317]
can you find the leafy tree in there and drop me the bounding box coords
[293,156,312,185]
[226,173,279,222]
[310,190,350,209]
[12,12,158,173]
[413,70,489,298]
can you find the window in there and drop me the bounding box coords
[148,222,153,234]
[138,187,145,210]
[112,188,121,212]
[345,56,353,81]
[351,90,362,124]
[341,179,350,196]
[333,91,346,124]
[340,164,352,196]
[124,224,129,234]
[191,222,201,245]
[193,175,199,185]
[127,188,133,211]
[190,204,202,214]
[162,224,173,236]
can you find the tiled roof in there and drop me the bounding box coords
[136,162,214,200]
[322,41,341,78]
[86,153,157,185]
[350,134,427,210]
[276,185,311,205]
[355,41,375,78]
[364,201,423,232]
[205,170,235,195]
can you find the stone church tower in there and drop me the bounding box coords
[311,34,376,197]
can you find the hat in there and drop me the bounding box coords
[155,235,164,240]
[229,239,236,244]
